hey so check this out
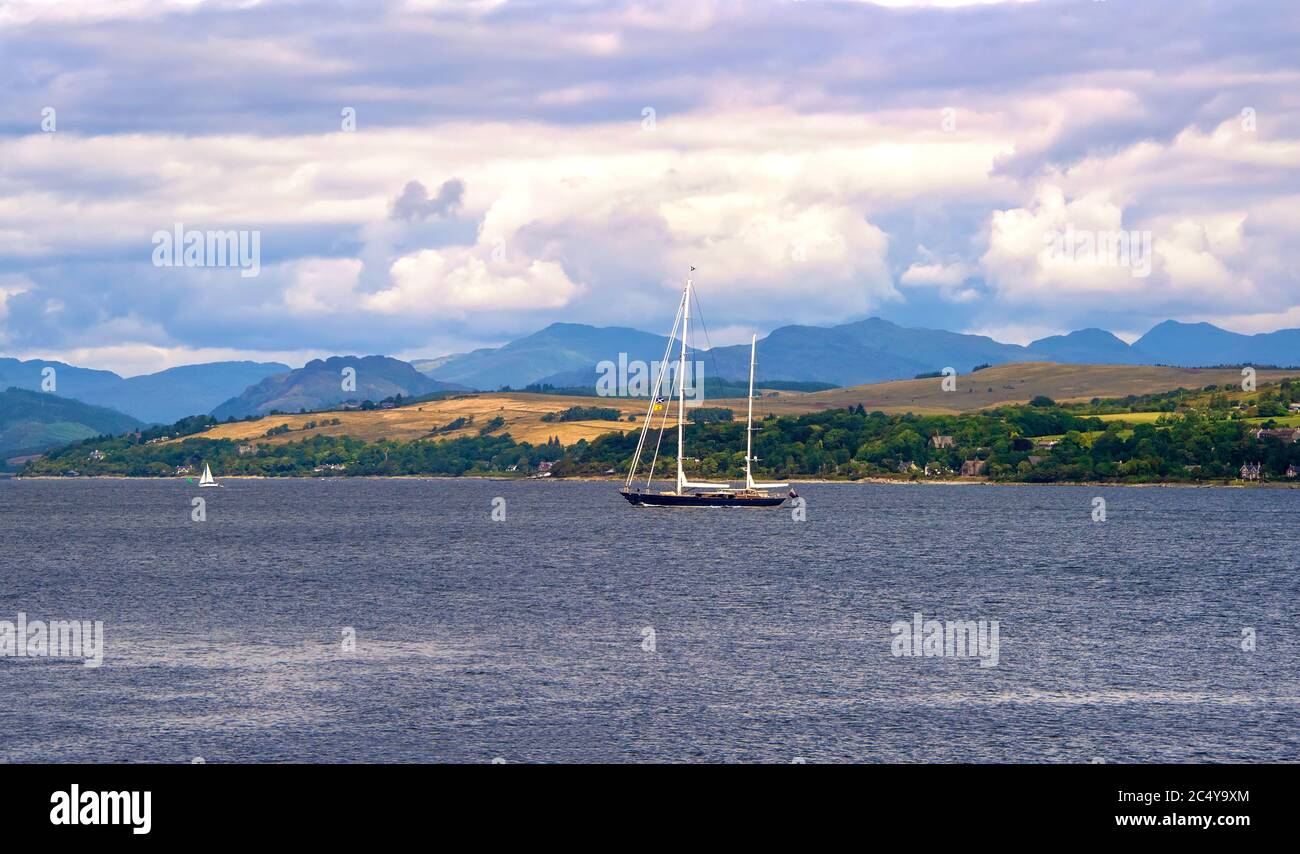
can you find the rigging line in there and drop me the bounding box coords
[645,394,674,487]
[625,292,684,488]
[645,285,690,488]
[689,286,719,399]
[645,329,684,487]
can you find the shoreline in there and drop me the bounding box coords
[9,473,1293,488]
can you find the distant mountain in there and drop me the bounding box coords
[1028,328,1141,364]
[0,387,143,465]
[210,355,466,419]
[109,361,292,423]
[428,318,1044,389]
[410,353,465,374]
[420,317,1300,391]
[705,318,1045,386]
[0,358,289,423]
[0,358,121,403]
[11,316,1300,423]
[421,323,672,390]
[1130,321,1300,367]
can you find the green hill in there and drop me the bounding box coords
[0,387,143,468]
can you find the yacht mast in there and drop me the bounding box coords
[675,273,691,493]
[745,333,756,490]
[624,288,685,489]
[744,331,787,491]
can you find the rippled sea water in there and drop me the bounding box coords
[1,477,1297,763]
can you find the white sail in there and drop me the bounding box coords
[625,286,686,489]
[199,463,217,486]
[744,334,787,490]
[675,274,727,491]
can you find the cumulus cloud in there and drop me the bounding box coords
[369,249,581,316]
[389,179,465,222]
[899,246,979,303]
[282,258,365,315]
[2,0,1299,369]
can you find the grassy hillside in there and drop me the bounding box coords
[95,359,1284,469]
[26,385,1300,484]
[194,392,647,446]
[714,362,1300,416]
[0,387,143,467]
[165,362,1300,447]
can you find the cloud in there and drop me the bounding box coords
[368,249,581,316]
[389,179,465,222]
[282,258,365,315]
[1,0,1299,370]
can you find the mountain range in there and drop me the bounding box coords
[416,318,1300,390]
[5,319,1300,437]
[0,358,288,424]
[420,323,674,391]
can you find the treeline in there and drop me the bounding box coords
[1061,378,1300,417]
[24,398,1300,483]
[25,432,567,478]
[541,405,622,422]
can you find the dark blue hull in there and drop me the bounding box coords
[620,489,787,508]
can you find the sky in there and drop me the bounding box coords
[1,0,1298,376]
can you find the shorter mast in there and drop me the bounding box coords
[745,334,756,490]
[744,333,787,491]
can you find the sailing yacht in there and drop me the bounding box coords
[620,273,795,508]
[198,463,221,487]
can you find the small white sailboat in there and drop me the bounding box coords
[198,463,221,487]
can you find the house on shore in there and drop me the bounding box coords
[1252,427,1299,443]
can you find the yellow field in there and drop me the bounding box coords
[189,393,651,446]
[715,362,1300,416]
[1097,412,1166,424]
[182,362,1300,447]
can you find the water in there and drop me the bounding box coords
[2,478,1297,763]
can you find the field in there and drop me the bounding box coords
[1096,412,1166,424]
[185,393,657,446]
[182,362,1300,447]
[714,362,1300,417]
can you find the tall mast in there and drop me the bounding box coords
[624,287,685,490]
[675,272,691,493]
[745,333,756,490]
